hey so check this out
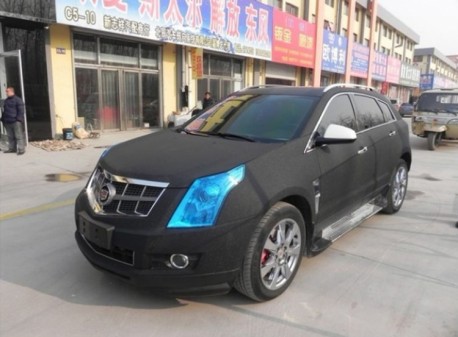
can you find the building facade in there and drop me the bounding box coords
[1,0,426,140]
[414,48,458,91]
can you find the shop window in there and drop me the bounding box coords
[100,38,139,67]
[210,55,232,77]
[198,54,243,102]
[325,0,334,8]
[285,3,299,16]
[141,45,158,69]
[365,15,370,28]
[73,34,161,130]
[203,54,209,75]
[74,34,97,64]
[233,59,243,80]
[343,1,349,16]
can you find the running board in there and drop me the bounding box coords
[321,202,382,242]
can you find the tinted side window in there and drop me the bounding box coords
[354,95,385,130]
[378,101,395,122]
[317,94,357,135]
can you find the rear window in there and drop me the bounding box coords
[353,95,385,130]
[185,94,318,142]
[417,93,458,113]
[378,101,396,122]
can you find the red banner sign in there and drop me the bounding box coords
[190,48,203,80]
[272,9,316,68]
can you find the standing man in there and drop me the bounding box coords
[202,91,215,110]
[1,87,25,155]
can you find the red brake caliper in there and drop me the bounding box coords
[261,249,269,265]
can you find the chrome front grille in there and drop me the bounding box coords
[87,167,168,216]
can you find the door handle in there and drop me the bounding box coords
[389,130,396,137]
[357,146,368,155]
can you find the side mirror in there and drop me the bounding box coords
[315,124,357,146]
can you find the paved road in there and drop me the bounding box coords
[1,127,457,337]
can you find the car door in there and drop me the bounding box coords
[353,95,402,195]
[312,93,376,228]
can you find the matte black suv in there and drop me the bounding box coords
[75,84,411,301]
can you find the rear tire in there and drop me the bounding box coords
[382,160,408,214]
[234,202,305,302]
[427,132,441,151]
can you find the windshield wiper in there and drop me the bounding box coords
[178,128,209,137]
[207,132,256,142]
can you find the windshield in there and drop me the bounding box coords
[182,94,318,143]
[417,93,458,113]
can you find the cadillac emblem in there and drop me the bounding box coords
[97,183,116,206]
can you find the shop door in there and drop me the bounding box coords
[0,50,28,145]
[101,70,160,130]
[123,71,140,129]
[101,70,120,130]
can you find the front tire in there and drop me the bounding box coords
[427,132,441,151]
[382,160,408,214]
[234,202,305,301]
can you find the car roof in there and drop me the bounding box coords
[236,84,389,101]
[421,88,458,94]
[237,86,326,97]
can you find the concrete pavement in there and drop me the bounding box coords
[1,124,458,337]
[0,129,155,217]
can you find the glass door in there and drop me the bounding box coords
[142,73,160,127]
[101,70,120,130]
[123,71,140,128]
[75,68,99,130]
[0,50,28,145]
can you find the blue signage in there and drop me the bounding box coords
[420,74,434,90]
[372,51,387,81]
[56,0,273,60]
[321,30,347,74]
[350,43,369,78]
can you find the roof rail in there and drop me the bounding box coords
[323,83,377,93]
[240,84,290,91]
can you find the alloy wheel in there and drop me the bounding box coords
[259,219,302,291]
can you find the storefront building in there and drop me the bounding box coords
[1,0,426,140]
[0,4,53,140]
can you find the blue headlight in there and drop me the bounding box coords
[167,165,245,228]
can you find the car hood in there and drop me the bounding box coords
[99,130,281,187]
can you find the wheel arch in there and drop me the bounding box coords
[401,151,412,170]
[280,195,314,255]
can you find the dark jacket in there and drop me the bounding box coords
[202,97,215,109]
[1,95,25,124]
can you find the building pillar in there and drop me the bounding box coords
[313,0,325,87]
[344,0,356,83]
[47,24,76,137]
[367,0,378,86]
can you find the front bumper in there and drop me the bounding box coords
[74,192,259,293]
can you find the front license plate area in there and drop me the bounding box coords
[79,215,114,250]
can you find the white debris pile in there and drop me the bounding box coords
[30,139,87,151]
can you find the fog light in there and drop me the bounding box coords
[170,254,189,269]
